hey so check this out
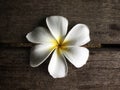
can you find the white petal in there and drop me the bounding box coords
[63,47,89,68]
[30,44,54,67]
[46,16,68,42]
[64,24,90,46]
[26,27,55,44]
[48,50,68,78]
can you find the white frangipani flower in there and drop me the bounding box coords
[26,16,90,78]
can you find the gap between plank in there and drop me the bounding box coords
[0,43,120,49]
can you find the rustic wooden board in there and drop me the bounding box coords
[0,48,120,90]
[0,0,120,44]
[0,0,120,90]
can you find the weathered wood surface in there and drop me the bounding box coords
[0,48,120,90]
[0,0,120,44]
[0,0,120,90]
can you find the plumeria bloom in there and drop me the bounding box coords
[26,16,90,78]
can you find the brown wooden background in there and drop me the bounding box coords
[0,0,120,90]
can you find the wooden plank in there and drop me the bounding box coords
[0,48,120,90]
[0,0,120,44]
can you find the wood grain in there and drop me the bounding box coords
[0,48,120,90]
[0,0,120,90]
[0,0,120,44]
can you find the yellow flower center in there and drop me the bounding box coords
[50,37,68,54]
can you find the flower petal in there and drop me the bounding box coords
[46,16,68,41]
[63,47,89,68]
[30,44,54,67]
[26,27,55,44]
[64,24,90,46]
[48,50,68,78]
